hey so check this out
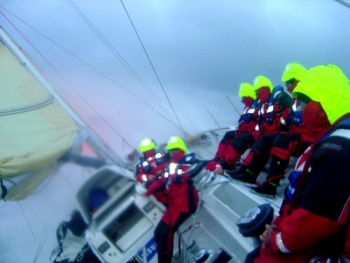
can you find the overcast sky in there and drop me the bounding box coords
[1,0,350,157]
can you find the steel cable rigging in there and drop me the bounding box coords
[66,0,164,106]
[0,9,131,158]
[0,5,187,152]
[119,0,186,134]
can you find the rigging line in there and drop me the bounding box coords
[0,11,132,155]
[226,95,241,116]
[0,7,184,131]
[119,0,187,134]
[65,0,164,107]
[0,6,145,108]
[204,105,221,129]
[0,11,182,151]
[18,202,38,241]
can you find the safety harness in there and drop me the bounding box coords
[286,115,350,205]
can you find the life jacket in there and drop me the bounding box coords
[285,117,350,203]
[163,153,196,186]
[139,152,165,173]
[240,99,259,123]
[285,99,303,127]
[258,85,284,124]
[145,152,199,219]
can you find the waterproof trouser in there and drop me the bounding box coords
[215,130,239,160]
[223,131,259,166]
[244,133,279,175]
[154,212,192,263]
[264,133,310,187]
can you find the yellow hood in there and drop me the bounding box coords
[293,65,350,124]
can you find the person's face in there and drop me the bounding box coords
[255,87,270,102]
[241,97,253,107]
[168,149,185,162]
[143,149,155,159]
[168,149,177,157]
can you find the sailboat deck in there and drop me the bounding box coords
[0,132,289,263]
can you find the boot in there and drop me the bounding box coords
[250,156,289,198]
[250,183,277,198]
[226,164,247,176]
[230,150,271,185]
[263,156,289,188]
[219,160,235,170]
[229,169,256,185]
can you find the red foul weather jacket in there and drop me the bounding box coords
[258,87,292,136]
[238,99,259,134]
[136,152,168,205]
[145,157,199,226]
[255,117,350,263]
[271,101,330,160]
[295,101,330,143]
[135,153,167,183]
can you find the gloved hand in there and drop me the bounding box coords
[205,161,220,171]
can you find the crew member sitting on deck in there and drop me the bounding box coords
[230,63,330,197]
[208,82,259,166]
[248,64,350,263]
[206,76,292,175]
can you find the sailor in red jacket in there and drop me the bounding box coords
[230,63,330,197]
[250,65,350,263]
[213,82,259,161]
[145,136,199,263]
[135,138,168,205]
[206,75,292,174]
[229,63,308,183]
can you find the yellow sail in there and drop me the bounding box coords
[0,39,80,199]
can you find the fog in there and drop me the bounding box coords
[1,0,349,157]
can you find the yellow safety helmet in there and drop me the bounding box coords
[253,75,273,92]
[281,63,307,82]
[166,136,187,153]
[238,83,257,99]
[139,138,156,153]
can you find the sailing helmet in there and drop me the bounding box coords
[281,63,307,82]
[253,75,273,92]
[166,136,187,153]
[139,138,156,153]
[238,83,256,99]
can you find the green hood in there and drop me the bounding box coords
[293,65,350,124]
